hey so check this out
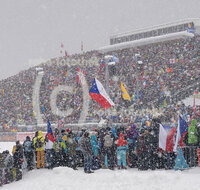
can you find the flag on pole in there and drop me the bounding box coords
[121,82,131,102]
[60,43,64,55]
[76,67,86,84]
[159,124,176,152]
[89,78,114,110]
[65,50,68,57]
[81,41,83,52]
[47,120,55,143]
[173,116,189,152]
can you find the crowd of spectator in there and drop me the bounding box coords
[0,116,200,185]
[0,35,200,130]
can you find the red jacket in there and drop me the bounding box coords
[117,133,128,147]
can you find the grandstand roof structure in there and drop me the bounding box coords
[98,18,199,53]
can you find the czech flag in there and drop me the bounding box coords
[173,116,188,152]
[89,78,114,110]
[159,124,176,152]
[47,119,55,143]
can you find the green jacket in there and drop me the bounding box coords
[188,119,198,145]
[66,137,77,156]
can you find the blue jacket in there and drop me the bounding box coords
[91,134,98,156]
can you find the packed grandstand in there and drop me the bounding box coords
[0,19,200,132]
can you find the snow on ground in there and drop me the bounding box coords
[1,142,200,190]
[2,166,200,190]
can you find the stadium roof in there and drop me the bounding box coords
[110,18,200,39]
[98,31,194,53]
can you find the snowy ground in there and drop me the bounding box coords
[1,142,200,190]
[1,166,200,190]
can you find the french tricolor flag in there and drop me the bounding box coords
[47,119,55,143]
[159,124,176,152]
[89,78,114,110]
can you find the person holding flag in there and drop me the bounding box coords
[45,120,55,169]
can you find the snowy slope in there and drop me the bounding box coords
[1,165,200,190]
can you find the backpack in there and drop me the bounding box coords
[104,134,113,147]
[24,141,32,152]
[35,137,43,149]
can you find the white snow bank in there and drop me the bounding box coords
[2,166,200,190]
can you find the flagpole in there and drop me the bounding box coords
[105,60,109,96]
[134,54,140,104]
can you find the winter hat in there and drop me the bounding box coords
[66,128,70,133]
[61,129,65,134]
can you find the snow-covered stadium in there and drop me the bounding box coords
[0,17,200,190]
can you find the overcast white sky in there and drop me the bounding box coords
[0,0,200,80]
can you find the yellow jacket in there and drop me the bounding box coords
[33,130,45,151]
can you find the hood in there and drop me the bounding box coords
[119,133,124,139]
[38,130,43,137]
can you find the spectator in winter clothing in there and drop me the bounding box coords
[13,141,24,181]
[127,124,138,168]
[116,133,128,169]
[136,129,146,170]
[44,134,55,169]
[76,131,84,167]
[97,128,106,168]
[103,130,115,170]
[188,119,198,167]
[53,136,67,167]
[197,124,200,166]
[80,131,94,173]
[23,136,34,171]
[0,152,5,186]
[66,132,78,170]
[3,150,13,184]
[33,130,45,169]
[91,133,101,170]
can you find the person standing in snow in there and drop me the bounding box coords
[33,130,45,169]
[91,131,101,170]
[103,128,115,170]
[66,131,78,170]
[44,134,55,169]
[3,150,13,184]
[13,141,24,181]
[188,119,198,167]
[80,131,94,173]
[127,124,138,168]
[0,151,6,186]
[116,133,128,169]
[23,136,34,171]
[53,136,68,167]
